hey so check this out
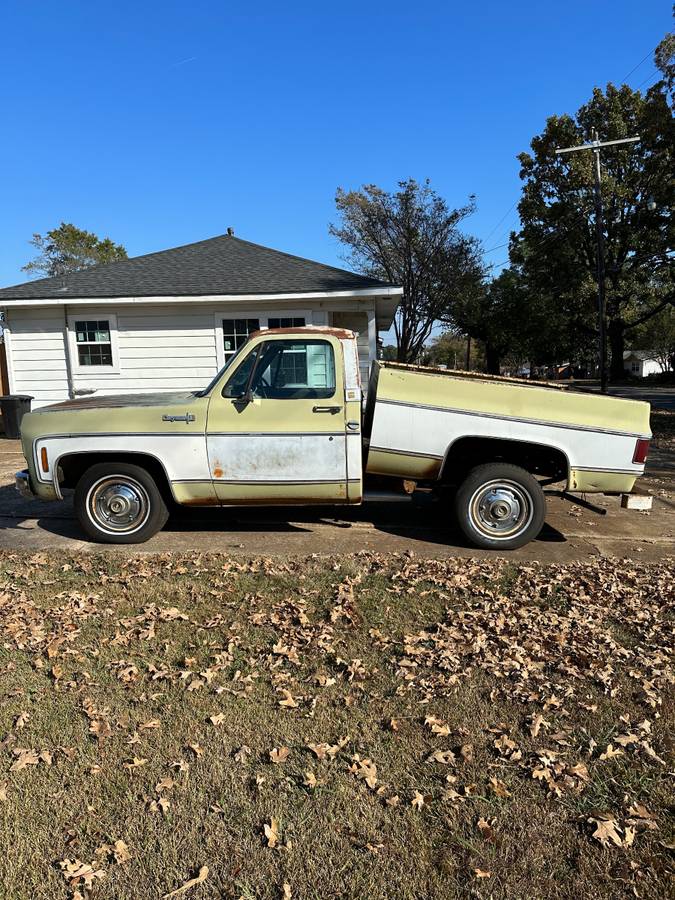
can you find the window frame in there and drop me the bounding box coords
[214,309,311,370]
[67,313,120,374]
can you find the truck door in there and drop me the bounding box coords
[206,334,352,504]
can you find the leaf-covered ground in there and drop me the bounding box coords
[0,551,672,900]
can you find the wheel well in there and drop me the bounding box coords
[440,436,568,484]
[57,452,175,503]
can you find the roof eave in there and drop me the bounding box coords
[0,286,403,308]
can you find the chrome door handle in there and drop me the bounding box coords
[162,413,196,423]
[312,405,342,414]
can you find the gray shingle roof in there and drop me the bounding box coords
[0,234,395,300]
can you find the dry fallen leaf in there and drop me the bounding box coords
[411,790,426,810]
[14,711,30,731]
[303,771,318,788]
[264,817,280,848]
[589,816,623,848]
[10,748,39,771]
[489,777,511,799]
[269,747,290,764]
[278,690,299,709]
[209,713,226,727]
[162,865,209,898]
[599,744,623,761]
[60,859,106,889]
[113,840,132,864]
[155,777,176,793]
[426,749,456,766]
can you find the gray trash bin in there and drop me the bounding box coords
[0,395,33,439]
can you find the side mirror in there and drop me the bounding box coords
[232,388,252,406]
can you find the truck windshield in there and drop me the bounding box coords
[196,342,249,396]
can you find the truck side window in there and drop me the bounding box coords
[224,340,336,400]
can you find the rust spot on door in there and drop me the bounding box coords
[213,466,223,479]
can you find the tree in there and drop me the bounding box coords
[22,222,127,278]
[451,268,565,374]
[329,179,484,362]
[423,330,485,371]
[380,344,398,361]
[632,304,675,373]
[511,79,674,380]
[655,13,675,106]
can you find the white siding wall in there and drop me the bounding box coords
[73,305,218,395]
[5,307,70,405]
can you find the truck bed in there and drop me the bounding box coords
[363,360,651,493]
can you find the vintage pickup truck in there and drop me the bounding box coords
[16,326,651,549]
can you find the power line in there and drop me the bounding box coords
[620,48,654,83]
[484,205,597,272]
[484,240,510,254]
[482,199,519,244]
[635,69,660,90]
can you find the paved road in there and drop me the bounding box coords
[1,440,673,563]
[585,384,675,411]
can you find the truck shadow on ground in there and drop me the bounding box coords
[0,484,567,548]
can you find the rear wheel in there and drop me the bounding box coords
[74,462,169,544]
[454,462,545,550]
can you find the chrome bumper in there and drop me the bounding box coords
[15,470,35,499]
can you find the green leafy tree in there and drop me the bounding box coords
[632,304,675,373]
[330,179,484,362]
[379,344,398,361]
[655,14,675,105]
[423,330,485,371]
[22,222,127,278]
[452,269,554,374]
[511,78,674,380]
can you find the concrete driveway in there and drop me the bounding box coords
[1,438,673,562]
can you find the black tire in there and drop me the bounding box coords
[74,462,169,544]
[454,462,545,550]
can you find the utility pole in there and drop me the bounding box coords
[555,132,639,393]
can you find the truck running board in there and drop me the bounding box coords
[363,490,414,503]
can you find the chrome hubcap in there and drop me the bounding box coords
[469,480,533,540]
[88,476,150,534]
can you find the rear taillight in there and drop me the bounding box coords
[633,438,649,464]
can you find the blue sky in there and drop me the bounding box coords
[0,1,670,288]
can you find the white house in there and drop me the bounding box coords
[622,350,667,378]
[0,233,402,408]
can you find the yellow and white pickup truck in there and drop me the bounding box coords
[16,326,651,549]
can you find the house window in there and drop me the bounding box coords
[215,310,312,369]
[222,318,260,364]
[631,362,640,373]
[268,317,306,329]
[74,320,113,366]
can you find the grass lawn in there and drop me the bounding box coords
[0,551,672,899]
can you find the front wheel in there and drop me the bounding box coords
[74,462,169,544]
[454,463,545,550]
